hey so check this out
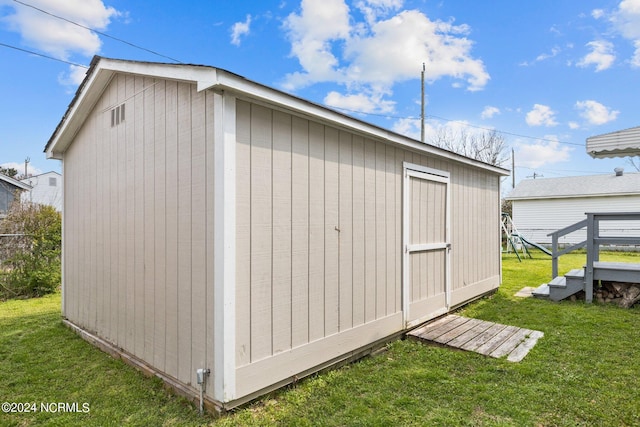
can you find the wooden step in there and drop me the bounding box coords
[547,274,584,301]
[531,283,549,298]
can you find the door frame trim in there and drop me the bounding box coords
[402,162,451,327]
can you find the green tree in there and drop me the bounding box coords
[0,167,19,178]
[0,202,61,299]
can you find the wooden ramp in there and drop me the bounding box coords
[407,315,543,362]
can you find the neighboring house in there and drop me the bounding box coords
[506,169,640,246]
[45,56,509,411]
[0,173,31,218]
[21,171,63,212]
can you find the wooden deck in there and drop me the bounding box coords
[407,315,543,362]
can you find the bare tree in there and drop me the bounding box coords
[431,128,509,167]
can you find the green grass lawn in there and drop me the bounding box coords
[1,250,639,426]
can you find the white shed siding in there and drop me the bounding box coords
[52,58,506,409]
[62,75,217,398]
[512,195,640,245]
[233,99,501,399]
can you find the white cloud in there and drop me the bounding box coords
[515,139,572,169]
[282,0,489,109]
[324,90,395,114]
[2,0,119,60]
[632,39,640,67]
[592,9,605,19]
[57,64,88,86]
[392,117,422,140]
[568,121,580,129]
[611,0,640,39]
[481,106,500,119]
[577,40,616,71]
[230,14,252,46]
[525,104,558,127]
[535,46,560,62]
[575,100,619,125]
[355,0,403,24]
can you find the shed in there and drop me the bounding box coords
[21,171,63,212]
[506,171,640,246]
[45,56,508,410]
[0,173,31,218]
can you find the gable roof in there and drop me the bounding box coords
[0,173,32,191]
[586,126,640,159]
[20,171,62,183]
[45,56,509,177]
[506,172,640,200]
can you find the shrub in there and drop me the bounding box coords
[0,201,61,299]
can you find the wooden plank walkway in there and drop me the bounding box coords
[407,315,543,362]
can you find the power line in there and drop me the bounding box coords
[12,0,183,64]
[0,42,88,68]
[328,105,585,147]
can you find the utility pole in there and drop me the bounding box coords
[421,63,425,143]
[511,148,515,188]
[527,172,543,179]
[24,157,30,179]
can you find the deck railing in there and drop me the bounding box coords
[548,212,640,302]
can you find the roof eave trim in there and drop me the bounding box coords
[203,72,510,176]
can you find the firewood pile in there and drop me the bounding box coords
[595,281,640,308]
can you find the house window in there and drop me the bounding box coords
[110,103,126,127]
[49,177,57,187]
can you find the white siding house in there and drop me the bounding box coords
[0,173,31,218]
[506,170,640,246]
[21,171,63,212]
[45,56,508,411]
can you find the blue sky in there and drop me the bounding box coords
[1,0,639,190]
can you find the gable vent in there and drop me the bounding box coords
[110,103,126,127]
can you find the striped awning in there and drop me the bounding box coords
[586,126,640,159]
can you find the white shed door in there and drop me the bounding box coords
[402,163,451,327]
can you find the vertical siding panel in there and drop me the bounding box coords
[88,98,97,332]
[177,82,193,383]
[153,80,167,371]
[122,75,134,348]
[375,142,386,318]
[291,116,309,348]
[385,146,395,314]
[105,81,117,341]
[272,110,292,353]
[95,95,105,335]
[351,135,365,327]
[133,76,146,358]
[395,149,403,313]
[450,166,459,290]
[164,80,179,378]
[124,75,136,352]
[111,76,127,346]
[308,122,325,341]
[410,177,420,302]
[363,139,376,323]
[191,86,207,384]
[338,131,353,331]
[143,77,156,364]
[250,104,273,361]
[89,107,98,330]
[324,127,339,336]
[235,100,251,366]
[205,91,216,383]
